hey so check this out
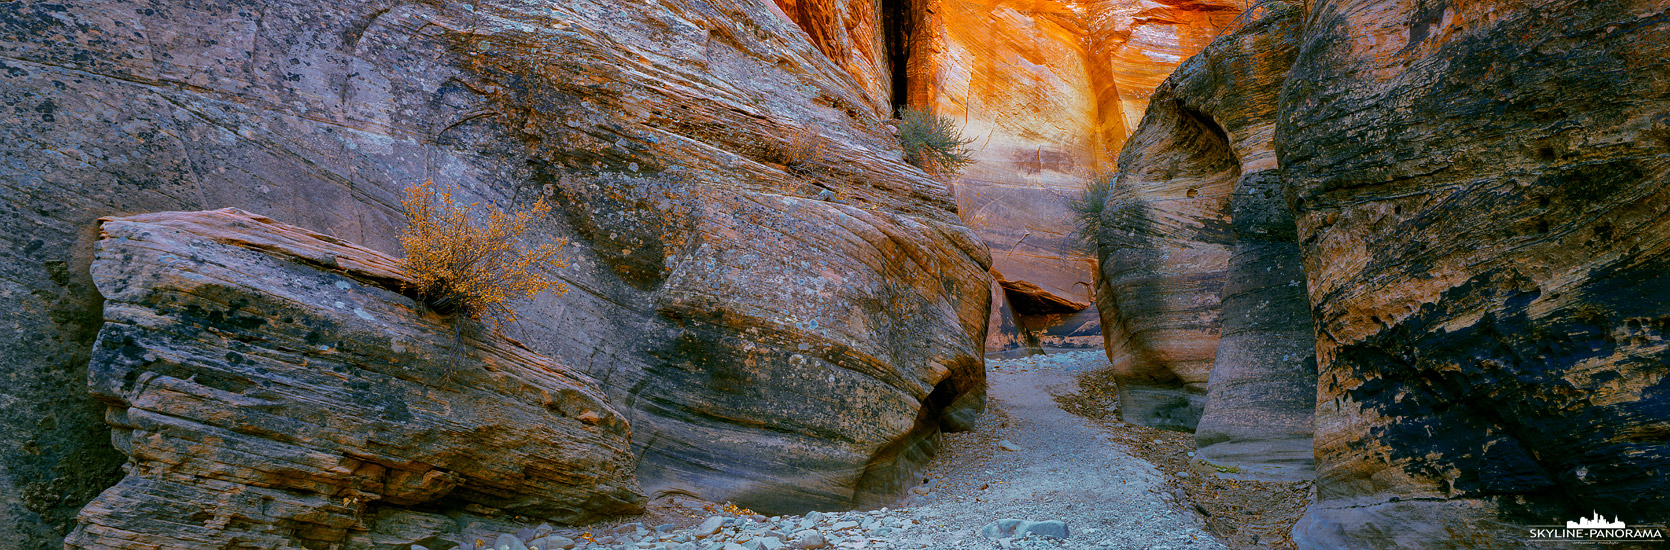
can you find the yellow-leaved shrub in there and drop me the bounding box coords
[398,179,567,328]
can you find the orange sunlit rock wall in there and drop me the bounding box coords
[910,0,1246,349]
[770,0,899,116]
[1085,0,1247,156]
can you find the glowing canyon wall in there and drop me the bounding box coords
[923,0,1246,350]
[771,1,1245,352]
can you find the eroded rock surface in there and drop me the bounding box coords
[0,0,992,542]
[1100,0,1669,544]
[1283,1,1670,546]
[770,0,904,113]
[71,209,642,549]
[1091,61,1238,433]
[1144,3,1317,481]
[1092,1,1316,442]
[916,0,1244,348]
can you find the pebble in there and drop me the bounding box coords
[494,534,529,550]
[530,535,574,549]
[696,516,726,537]
[978,519,1072,546]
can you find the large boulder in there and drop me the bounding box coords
[0,0,992,543]
[1283,0,1670,546]
[70,209,643,549]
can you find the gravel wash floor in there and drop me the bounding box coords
[887,350,1225,550]
[500,350,1306,550]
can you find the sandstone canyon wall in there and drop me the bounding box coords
[1284,0,1670,546]
[73,209,643,548]
[1097,0,1670,546]
[0,0,993,545]
[1094,0,1317,475]
[770,0,904,117]
[908,0,1245,352]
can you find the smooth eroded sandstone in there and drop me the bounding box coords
[913,0,1243,350]
[1092,75,1237,432]
[923,0,1105,317]
[1092,0,1315,440]
[1146,2,1318,481]
[0,0,993,541]
[70,209,642,549]
[1282,0,1670,546]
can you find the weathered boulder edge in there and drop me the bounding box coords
[70,208,644,549]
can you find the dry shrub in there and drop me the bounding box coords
[398,179,567,328]
[1067,173,1114,253]
[897,106,975,176]
[778,129,832,176]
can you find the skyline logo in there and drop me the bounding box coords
[1527,512,1666,544]
[1566,512,1624,530]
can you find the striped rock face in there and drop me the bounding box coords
[72,210,643,549]
[1,0,994,545]
[1283,0,1670,546]
[1094,1,1318,478]
[1099,0,1670,545]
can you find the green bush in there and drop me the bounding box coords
[896,106,974,176]
[1067,174,1113,252]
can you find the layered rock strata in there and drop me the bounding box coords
[1284,0,1670,546]
[770,0,902,114]
[1154,2,1317,481]
[911,0,1245,349]
[0,0,993,542]
[1092,67,1239,433]
[1099,0,1670,544]
[70,209,643,549]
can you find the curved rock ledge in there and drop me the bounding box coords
[69,209,644,549]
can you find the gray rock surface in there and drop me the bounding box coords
[0,0,993,543]
[981,519,1070,540]
[69,210,643,548]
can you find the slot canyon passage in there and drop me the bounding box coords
[0,0,1666,548]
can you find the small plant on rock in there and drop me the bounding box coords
[896,106,975,176]
[778,129,832,177]
[1067,174,1113,253]
[398,179,567,329]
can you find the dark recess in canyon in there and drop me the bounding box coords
[882,0,913,112]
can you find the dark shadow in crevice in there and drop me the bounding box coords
[852,354,984,508]
[882,0,913,112]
